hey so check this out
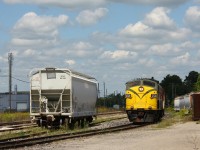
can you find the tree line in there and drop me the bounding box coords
[160,71,200,106]
[97,71,200,108]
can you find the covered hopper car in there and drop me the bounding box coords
[125,78,165,123]
[30,68,98,128]
[174,94,191,111]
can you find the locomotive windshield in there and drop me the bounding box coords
[126,80,141,89]
[143,80,156,87]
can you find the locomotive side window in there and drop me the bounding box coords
[143,80,155,87]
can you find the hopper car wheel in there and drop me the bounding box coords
[36,119,41,127]
[59,119,63,127]
[63,118,68,128]
[81,119,85,128]
[68,119,75,130]
[39,119,47,128]
[86,117,93,123]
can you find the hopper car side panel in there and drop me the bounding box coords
[71,77,97,117]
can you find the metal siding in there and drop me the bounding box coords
[0,94,30,112]
[191,94,200,121]
[17,103,28,111]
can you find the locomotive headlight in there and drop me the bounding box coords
[151,94,157,99]
[125,94,132,98]
[138,86,144,92]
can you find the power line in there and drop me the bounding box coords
[0,75,29,83]
[12,76,29,83]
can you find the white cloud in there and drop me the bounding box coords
[144,7,176,29]
[170,52,190,65]
[22,49,36,57]
[76,8,108,26]
[70,41,94,57]
[64,41,102,58]
[12,12,69,47]
[100,50,138,60]
[119,22,154,37]
[184,6,200,31]
[0,55,7,62]
[138,58,155,67]
[119,7,190,43]
[73,41,93,50]
[65,59,76,65]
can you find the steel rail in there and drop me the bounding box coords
[0,123,148,149]
[0,124,37,133]
[0,120,31,126]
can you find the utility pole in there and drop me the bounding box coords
[103,82,106,107]
[103,82,105,98]
[8,52,13,112]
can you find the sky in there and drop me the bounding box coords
[0,0,200,96]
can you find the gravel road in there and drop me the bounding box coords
[19,121,200,150]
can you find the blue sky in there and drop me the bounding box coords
[0,0,200,96]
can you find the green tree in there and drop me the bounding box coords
[184,71,199,93]
[97,93,125,108]
[160,74,184,106]
[195,74,200,91]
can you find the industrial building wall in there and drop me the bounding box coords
[0,93,30,112]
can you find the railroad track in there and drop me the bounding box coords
[97,111,125,116]
[0,123,37,133]
[0,120,31,126]
[0,123,148,149]
[0,111,125,132]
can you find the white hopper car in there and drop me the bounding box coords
[174,94,191,111]
[30,68,98,128]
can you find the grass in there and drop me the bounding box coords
[154,107,192,128]
[0,107,122,123]
[0,112,30,123]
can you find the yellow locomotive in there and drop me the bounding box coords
[125,78,165,123]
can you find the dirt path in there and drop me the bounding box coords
[19,121,200,150]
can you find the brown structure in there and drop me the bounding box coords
[190,93,200,121]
